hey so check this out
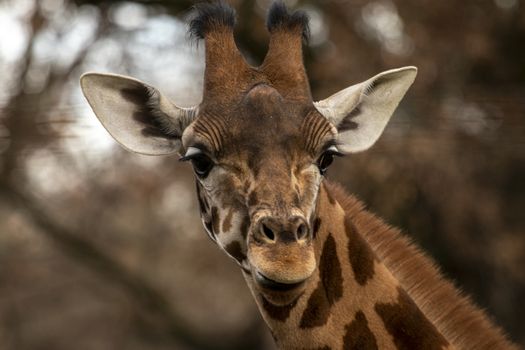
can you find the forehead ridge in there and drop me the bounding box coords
[190,82,333,160]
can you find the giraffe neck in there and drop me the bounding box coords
[244,181,450,349]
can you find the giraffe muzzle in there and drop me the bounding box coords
[247,215,316,292]
[254,215,311,244]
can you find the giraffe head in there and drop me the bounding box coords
[80,2,416,306]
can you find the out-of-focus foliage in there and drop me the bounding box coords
[0,0,523,349]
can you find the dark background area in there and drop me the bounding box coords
[0,0,523,349]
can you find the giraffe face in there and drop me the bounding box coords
[80,0,416,309]
[182,84,337,304]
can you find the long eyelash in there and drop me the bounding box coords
[179,144,215,162]
[179,155,194,162]
[327,149,344,158]
[320,140,345,158]
[321,139,339,151]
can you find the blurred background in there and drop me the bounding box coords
[0,0,523,349]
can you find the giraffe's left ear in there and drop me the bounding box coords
[315,66,417,153]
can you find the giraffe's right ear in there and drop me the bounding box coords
[80,73,198,156]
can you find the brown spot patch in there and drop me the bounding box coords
[312,217,321,239]
[211,206,220,235]
[293,192,301,207]
[337,106,361,132]
[300,233,342,328]
[222,208,233,233]
[375,287,449,349]
[248,191,258,206]
[345,218,375,285]
[319,234,344,301]
[240,215,250,238]
[343,311,378,350]
[120,85,180,140]
[224,241,246,263]
[261,296,298,322]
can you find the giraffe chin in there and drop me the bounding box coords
[254,270,307,306]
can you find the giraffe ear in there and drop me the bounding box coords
[315,66,417,153]
[80,73,198,156]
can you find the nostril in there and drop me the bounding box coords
[297,223,308,240]
[261,223,275,241]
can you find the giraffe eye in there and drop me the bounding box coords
[180,147,215,178]
[317,146,342,175]
[191,155,214,177]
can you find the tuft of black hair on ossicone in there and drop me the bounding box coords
[267,1,310,42]
[189,2,236,40]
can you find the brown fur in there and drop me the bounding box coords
[343,311,379,350]
[249,181,517,349]
[375,287,449,349]
[193,1,314,127]
[344,217,376,285]
[261,29,311,101]
[187,4,517,349]
[299,233,343,328]
[224,241,246,263]
[252,183,403,349]
[222,208,233,232]
[325,181,518,350]
[262,295,299,322]
[200,26,261,104]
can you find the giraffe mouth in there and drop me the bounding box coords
[246,239,316,299]
[255,270,306,292]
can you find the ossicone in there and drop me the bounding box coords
[262,1,312,101]
[267,1,310,42]
[188,1,252,102]
[189,1,236,40]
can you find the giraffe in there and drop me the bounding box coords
[80,2,518,349]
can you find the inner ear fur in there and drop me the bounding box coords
[315,66,417,153]
[80,73,197,156]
